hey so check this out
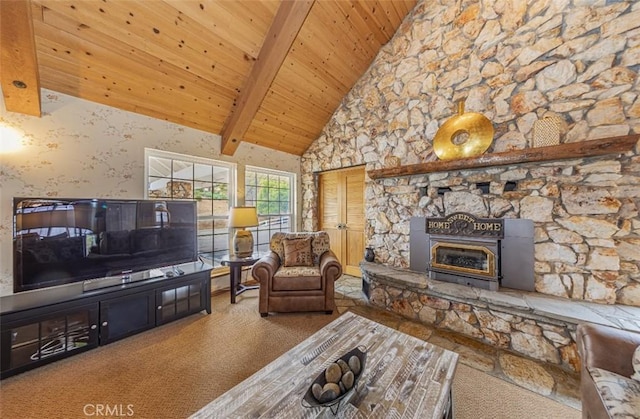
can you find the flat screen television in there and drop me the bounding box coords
[13,198,198,293]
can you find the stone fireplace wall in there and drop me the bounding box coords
[301,0,640,306]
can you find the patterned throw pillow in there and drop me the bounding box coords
[633,345,640,382]
[270,231,331,265]
[588,367,640,418]
[283,237,313,267]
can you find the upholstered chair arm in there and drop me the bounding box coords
[251,251,280,284]
[319,250,342,282]
[577,323,640,377]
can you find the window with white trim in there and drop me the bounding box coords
[245,167,295,253]
[145,149,235,267]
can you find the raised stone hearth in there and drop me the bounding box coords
[361,261,640,373]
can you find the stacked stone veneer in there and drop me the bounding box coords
[362,262,581,372]
[301,1,640,307]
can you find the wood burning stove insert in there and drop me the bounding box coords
[426,213,504,291]
[409,215,535,292]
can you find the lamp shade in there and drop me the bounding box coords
[228,206,259,228]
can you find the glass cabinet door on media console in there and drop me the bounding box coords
[0,304,99,376]
[156,278,206,325]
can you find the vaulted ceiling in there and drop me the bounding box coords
[1,0,416,156]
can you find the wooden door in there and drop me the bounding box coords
[318,166,365,277]
[318,170,342,267]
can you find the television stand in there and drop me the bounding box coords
[0,262,212,379]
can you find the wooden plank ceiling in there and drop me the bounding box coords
[1,0,416,156]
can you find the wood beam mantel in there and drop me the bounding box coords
[220,0,315,156]
[367,134,639,180]
[0,0,41,117]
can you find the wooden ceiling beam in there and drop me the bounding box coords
[0,0,41,116]
[220,0,315,156]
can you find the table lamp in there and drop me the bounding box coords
[229,206,259,257]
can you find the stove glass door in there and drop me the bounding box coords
[431,242,495,278]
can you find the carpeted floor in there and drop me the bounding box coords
[452,364,579,419]
[0,290,580,418]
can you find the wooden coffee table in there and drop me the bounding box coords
[191,311,458,418]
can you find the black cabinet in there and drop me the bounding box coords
[100,291,156,344]
[1,263,212,379]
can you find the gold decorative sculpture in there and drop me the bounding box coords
[433,101,494,161]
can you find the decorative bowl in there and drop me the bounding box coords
[301,346,367,414]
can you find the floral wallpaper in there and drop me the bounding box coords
[0,89,300,295]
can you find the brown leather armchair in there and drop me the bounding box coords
[250,231,342,317]
[576,323,640,419]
